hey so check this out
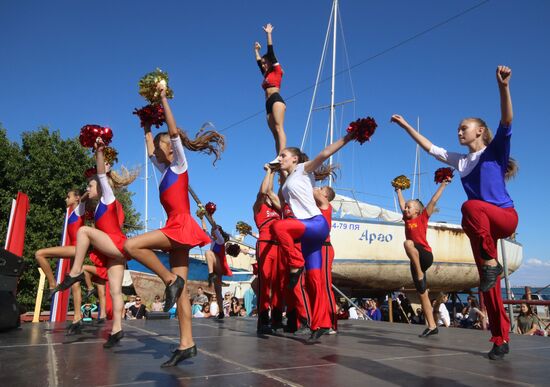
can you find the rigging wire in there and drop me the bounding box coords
[220,0,490,133]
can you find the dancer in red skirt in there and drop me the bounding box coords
[392,65,518,360]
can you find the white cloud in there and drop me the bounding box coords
[525,258,550,267]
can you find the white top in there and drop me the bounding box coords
[98,173,115,205]
[210,229,224,251]
[150,136,188,175]
[281,163,321,219]
[437,303,451,327]
[429,144,485,178]
[73,202,86,217]
[210,301,219,316]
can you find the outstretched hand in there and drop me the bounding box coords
[390,114,407,127]
[263,23,274,34]
[496,65,511,87]
[254,41,261,51]
[156,81,167,98]
[94,137,105,153]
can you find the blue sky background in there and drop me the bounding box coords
[1,0,549,286]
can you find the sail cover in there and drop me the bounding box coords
[331,194,403,222]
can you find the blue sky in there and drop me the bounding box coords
[1,1,549,286]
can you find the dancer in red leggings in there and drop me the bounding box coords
[392,65,518,360]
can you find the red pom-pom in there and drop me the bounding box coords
[205,202,217,215]
[79,125,113,148]
[84,167,97,179]
[346,117,378,144]
[434,167,454,184]
[133,104,166,128]
[100,127,113,145]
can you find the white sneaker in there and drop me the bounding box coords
[268,157,280,166]
[327,328,337,335]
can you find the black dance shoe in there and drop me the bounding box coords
[488,342,509,360]
[418,327,439,338]
[103,330,124,348]
[293,326,312,336]
[307,328,330,342]
[216,311,225,320]
[257,325,274,335]
[287,267,304,289]
[479,262,503,292]
[207,272,218,287]
[95,318,106,325]
[66,320,82,336]
[163,275,185,312]
[52,272,85,295]
[85,287,98,300]
[160,345,197,368]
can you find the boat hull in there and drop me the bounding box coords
[329,217,523,292]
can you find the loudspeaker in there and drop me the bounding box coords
[0,291,20,331]
[147,311,171,320]
[0,248,25,277]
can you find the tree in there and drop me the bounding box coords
[0,126,142,309]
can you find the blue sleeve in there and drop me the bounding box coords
[374,309,382,321]
[488,123,512,171]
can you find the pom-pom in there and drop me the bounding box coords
[205,202,216,216]
[346,117,377,144]
[236,221,252,235]
[138,68,174,103]
[133,103,166,128]
[79,125,113,148]
[196,207,206,219]
[103,147,118,165]
[226,243,241,257]
[434,167,454,184]
[391,175,411,190]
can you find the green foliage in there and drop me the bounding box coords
[0,126,142,310]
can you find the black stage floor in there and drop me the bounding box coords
[1,317,548,386]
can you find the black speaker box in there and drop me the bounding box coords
[147,311,171,320]
[0,248,25,277]
[0,291,20,331]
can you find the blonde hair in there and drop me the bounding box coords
[464,118,518,180]
[91,166,139,190]
[154,124,225,165]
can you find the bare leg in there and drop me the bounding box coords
[69,227,124,277]
[404,240,423,281]
[124,230,178,285]
[35,246,76,289]
[106,260,125,334]
[419,291,436,329]
[267,101,286,155]
[211,253,224,312]
[205,250,215,275]
[96,283,107,319]
[170,247,194,350]
[72,282,83,321]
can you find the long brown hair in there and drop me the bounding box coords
[284,147,338,182]
[154,124,225,165]
[465,118,518,180]
[91,167,139,191]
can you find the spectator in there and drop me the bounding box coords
[151,295,164,312]
[239,307,248,317]
[366,299,382,321]
[81,303,97,323]
[128,297,147,319]
[516,303,538,335]
[461,296,486,329]
[337,302,349,320]
[412,308,425,325]
[124,295,136,316]
[193,304,204,318]
[434,293,450,327]
[210,294,219,316]
[243,286,256,317]
[192,287,209,315]
[229,297,241,317]
[202,302,212,318]
[398,294,415,321]
[223,291,232,316]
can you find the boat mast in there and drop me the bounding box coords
[144,142,148,233]
[328,0,338,188]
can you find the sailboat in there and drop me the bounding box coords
[300,0,522,294]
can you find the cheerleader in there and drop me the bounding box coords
[254,23,287,161]
[53,138,137,348]
[124,84,222,367]
[253,164,284,333]
[35,189,88,333]
[391,66,518,360]
[395,178,451,337]
[272,132,353,341]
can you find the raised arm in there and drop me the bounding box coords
[304,133,352,173]
[95,138,106,174]
[425,179,451,216]
[391,115,433,153]
[143,123,155,157]
[395,188,406,212]
[158,85,179,139]
[496,65,513,126]
[263,23,274,46]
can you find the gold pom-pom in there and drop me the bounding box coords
[103,147,119,165]
[236,221,252,235]
[138,68,174,103]
[391,175,410,190]
[196,207,206,219]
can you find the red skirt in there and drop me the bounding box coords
[89,251,109,281]
[160,212,211,248]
